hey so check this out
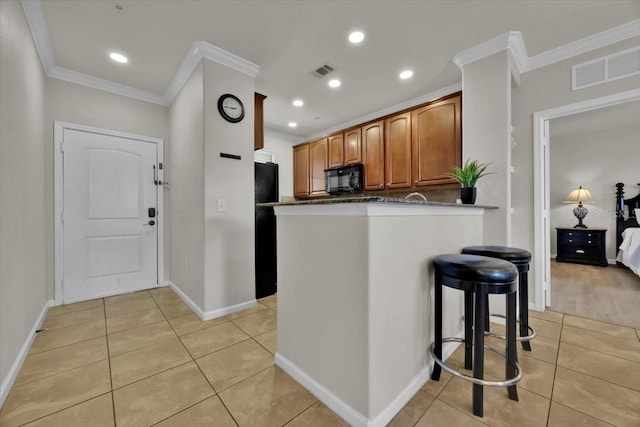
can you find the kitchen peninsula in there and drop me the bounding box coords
[264,197,493,427]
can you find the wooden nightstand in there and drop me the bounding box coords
[556,227,607,267]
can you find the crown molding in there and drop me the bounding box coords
[194,41,261,78]
[453,31,528,72]
[162,43,202,105]
[163,41,262,104]
[454,20,640,74]
[303,82,462,141]
[524,19,640,72]
[20,0,260,107]
[20,0,55,74]
[19,0,639,108]
[48,66,168,105]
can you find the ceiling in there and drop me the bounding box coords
[36,0,640,139]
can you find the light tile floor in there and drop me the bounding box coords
[1,288,639,426]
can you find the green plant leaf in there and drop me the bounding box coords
[445,159,494,187]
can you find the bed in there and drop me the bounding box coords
[615,182,640,275]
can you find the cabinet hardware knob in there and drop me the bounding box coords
[576,249,585,254]
[569,240,572,243]
[588,241,592,243]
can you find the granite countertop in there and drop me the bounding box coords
[258,196,497,209]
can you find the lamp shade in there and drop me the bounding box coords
[564,186,594,204]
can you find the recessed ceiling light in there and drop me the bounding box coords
[109,52,128,64]
[348,31,365,44]
[288,122,298,128]
[399,70,413,79]
[328,79,341,88]
[292,99,304,107]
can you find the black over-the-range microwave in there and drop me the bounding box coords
[325,163,363,195]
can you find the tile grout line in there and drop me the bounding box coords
[281,399,320,426]
[408,393,437,427]
[546,319,563,427]
[102,297,118,427]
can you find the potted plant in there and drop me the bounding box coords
[444,159,493,204]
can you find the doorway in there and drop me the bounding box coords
[532,88,640,311]
[54,122,164,304]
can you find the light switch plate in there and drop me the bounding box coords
[217,198,226,212]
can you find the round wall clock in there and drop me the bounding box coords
[217,94,245,123]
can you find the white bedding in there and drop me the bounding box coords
[617,228,640,276]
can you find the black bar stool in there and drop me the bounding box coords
[462,246,535,351]
[431,254,521,417]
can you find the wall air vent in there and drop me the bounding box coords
[572,46,640,91]
[312,64,335,78]
[254,149,275,164]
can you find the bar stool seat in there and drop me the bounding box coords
[462,245,535,351]
[431,254,522,417]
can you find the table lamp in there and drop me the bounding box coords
[564,186,594,228]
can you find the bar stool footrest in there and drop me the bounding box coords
[484,313,536,342]
[430,338,522,387]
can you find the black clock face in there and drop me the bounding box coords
[218,94,244,123]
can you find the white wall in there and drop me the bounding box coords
[45,78,171,291]
[462,50,516,246]
[202,59,256,312]
[549,116,640,259]
[260,130,295,198]
[0,0,47,397]
[168,62,205,308]
[511,36,640,306]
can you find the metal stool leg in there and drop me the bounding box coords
[464,290,473,370]
[473,286,487,417]
[431,269,443,381]
[506,291,519,401]
[519,270,532,351]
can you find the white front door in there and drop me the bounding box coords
[61,127,159,303]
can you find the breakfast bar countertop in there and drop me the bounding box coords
[258,196,497,209]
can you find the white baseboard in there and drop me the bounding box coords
[166,281,257,321]
[275,326,464,427]
[275,353,370,427]
[0,299,54,408]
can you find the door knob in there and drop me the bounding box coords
[145,220,156,226]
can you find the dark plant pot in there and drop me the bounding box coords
[460,187,477,205]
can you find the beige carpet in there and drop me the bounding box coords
[551,259,640,329]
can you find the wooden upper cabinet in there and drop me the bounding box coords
[327,133,344,168]
[293,144,310,197]
[362,121,385,191]
[343,128,362,165]
[412,95,461,186]
[385,112,412,189]
[309,138,328,195]
[254,93,267,151]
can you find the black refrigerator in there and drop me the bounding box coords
[255,162,278,299]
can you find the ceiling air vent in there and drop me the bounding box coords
[312,64,335,78]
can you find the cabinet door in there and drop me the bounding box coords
[362,121,385,191]
[327,133,344,168]
[344,128,362,165]
[293,144,309,197]
[385,112,412,189]
[412,95,461,186]
[254,92,267,151]
[309,138,328,195]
